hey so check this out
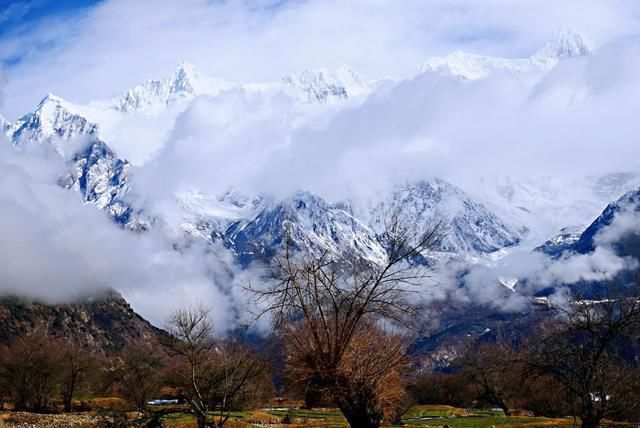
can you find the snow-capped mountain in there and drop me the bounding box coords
[419,27,589,80]
[59,138,148,230]
[370,179,524,254]
[110,62,235,114]
[60,139,127,208]
[4,28,632,272]
[220,191,387,266]
[10,94,98,144]
[536,186,640,260]
[5,62,372,155]
[534,187,640,299]
[174,179,524,269]
[535,228,582,258]
[106,62,371,116]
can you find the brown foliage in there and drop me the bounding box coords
[250,213,442,428]
[286,323,410,426]
[0,334,60,411]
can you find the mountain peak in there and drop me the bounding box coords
[112,61,234,113]
[533,27,590,60]
[11,93,97,144]
[169,61,203,93]
[175,61,199,75]
[37,93,67,108]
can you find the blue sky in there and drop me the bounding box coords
[0,0,102,66]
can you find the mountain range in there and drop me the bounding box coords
[1,28,639,355]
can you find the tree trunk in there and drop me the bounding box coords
[195,413,209,428]
[63,370,78,413]
[339,403,383,428]
[63,395,72,413]
[497,399,510,416]
[303,382,323,409]
[334,385,384,428]
[580,415,602,428]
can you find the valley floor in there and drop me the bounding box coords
[2,405,628,428]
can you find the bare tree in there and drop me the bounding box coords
[525,291,640,428]
[209,337,268,427]
[57,341,95,412]
[250,214,442,428]
[165,305,217,428]
[462,341,519,415]
[115,344,165,411]
[165,305,268,428]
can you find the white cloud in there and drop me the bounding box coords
[0,139,246,329]
[126,39,640,209]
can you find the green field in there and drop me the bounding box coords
[154,405,576,427]
[1,405,619,427]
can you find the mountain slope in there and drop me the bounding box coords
[371,179,524,254]
[220,191,387,266]
[0,289,169,354]
[59,139,149,230]
[573,187,640,257]
[178,180,524,270]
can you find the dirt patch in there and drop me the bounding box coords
[1,412,100,427]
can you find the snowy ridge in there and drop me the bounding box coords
[536,228,582,258]
[4,62,373,152]
[536,185,640,259]
[419,27,590,80]
[110,62,235,114]
[281,65,372,103]
[106,62,372,115]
